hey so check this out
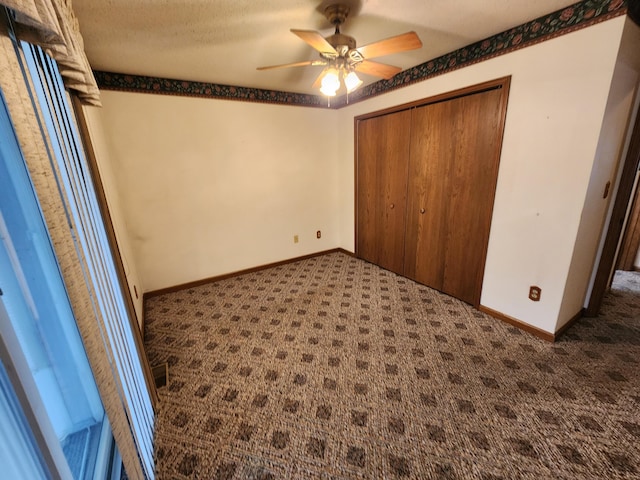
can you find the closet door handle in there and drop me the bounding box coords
[390,203,395,209]
[420,208,425,214]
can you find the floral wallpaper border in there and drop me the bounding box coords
[92,71,326,108]
[94,0,627,109]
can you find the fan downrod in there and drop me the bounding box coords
[322,4,356,53]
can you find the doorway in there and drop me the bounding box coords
[587,92,640,316]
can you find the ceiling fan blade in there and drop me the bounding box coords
[357,31,422,59]
[291,29,337,56]
[257,60,326,71]
[355,60,402,80]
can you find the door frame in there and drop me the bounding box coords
[586,93,640,316]
[615,171,640,271]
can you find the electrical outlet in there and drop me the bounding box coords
[529,286,541,301]
[317,230,321,239]
[294,235,299,244]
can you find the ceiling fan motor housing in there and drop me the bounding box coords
[322,5,358,63]
[326,33,356,51]
[324,4,350,26]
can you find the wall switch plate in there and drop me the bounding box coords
[294,235,299,243]
[529,286,541,301]
[316,230,321,239]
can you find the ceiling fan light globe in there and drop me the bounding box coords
[320,69,340,91]
[320,85,338,96]
[344,71,363,93]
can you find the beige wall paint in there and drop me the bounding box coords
[81,105,146,326]
[336,16,627,334]
[88,16,632,335]
[559,18,640,330]
[91,93,340,292]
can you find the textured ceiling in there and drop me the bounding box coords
[73,0,580,95]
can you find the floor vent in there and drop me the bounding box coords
[152,363,168,389]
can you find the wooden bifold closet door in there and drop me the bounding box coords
[356,78,510,307]
[356,109,411,274]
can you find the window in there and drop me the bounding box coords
[0,10,154,478]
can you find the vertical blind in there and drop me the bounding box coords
[14,39,155,479]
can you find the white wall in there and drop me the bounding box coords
[92,93,340,292]
[82,105,146,325]
[559,17,640,329]
[336,16,627,334]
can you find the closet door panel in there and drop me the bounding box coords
[404,101,454,288]
[356,78,510,307]
[356,110,411,273]
[442,89,504,305]
[356,117,379,265]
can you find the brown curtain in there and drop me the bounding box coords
[0,0,100,106]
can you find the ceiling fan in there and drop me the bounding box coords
[257,4,422,97]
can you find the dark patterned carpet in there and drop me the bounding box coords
[144,252,640,479]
